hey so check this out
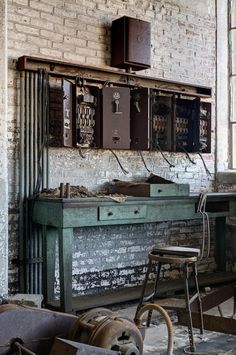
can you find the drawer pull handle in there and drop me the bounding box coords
[158,189,162,193]
[108,212,113,216]
[134,210,139,214]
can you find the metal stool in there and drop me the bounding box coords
[134,246,204,352]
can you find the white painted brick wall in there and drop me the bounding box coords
[7,0,217,293]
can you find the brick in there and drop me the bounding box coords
[75,46,96,57]
[15,23,40,35]
[64,19,86,30]
[54,24,76,36]
[27,35,52,47]
[15,6,40,18]
[30,17,54,30]
[8,12,30,25]
[40,29,63,42]
[29,0,53,13]
[54,7,77,19]
[40,47,62,59]
[41,12,64,25]
[8,31,27,42]
[12,0,28,5]
[63,52,86,63]
[63,36,86,47]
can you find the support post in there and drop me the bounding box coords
[58,228,73,313]
[0,0,8,296]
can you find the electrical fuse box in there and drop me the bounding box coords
[49,78,74,147]
[75,86,101,148]
[102,87,130,149]
[130,88,150,150]
[111,16,151,71]
[174,97,200,152]
[151,91,173,151]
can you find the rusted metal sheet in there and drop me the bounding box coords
[0,305,77,355]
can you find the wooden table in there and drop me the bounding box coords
[30,193,236,313]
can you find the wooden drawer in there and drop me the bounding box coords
[111,182,189,197]
[99,205,147,221]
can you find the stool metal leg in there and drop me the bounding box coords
[146,261,162,327]
[192,262,204,334]
[184,263,196,353]
[134,259,152,321]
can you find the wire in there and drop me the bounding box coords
[109,150,129,175]
[198,152,212,177]
[78,145,86,159]
[181,146,196,165]
[34,69,49,195]
[184,345,209,355]
[139,151,151,173]
[103,80,110,87]
[197,192,211,260]
[156,144,175,168]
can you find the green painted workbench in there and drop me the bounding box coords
[30,193,236,313]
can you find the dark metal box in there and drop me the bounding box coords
[111,16,151,71]
[130,87,150,150]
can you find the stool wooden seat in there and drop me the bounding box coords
[134,245,204,353]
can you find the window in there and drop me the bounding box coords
[229,0,236,168]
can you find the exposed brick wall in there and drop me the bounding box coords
[7,0,217,294]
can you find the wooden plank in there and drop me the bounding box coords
[177,312,236,335]
[17,56,212,98]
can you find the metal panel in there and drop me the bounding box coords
[199,101,211,153]
[130,87,150,150]
[102,87,130,149]
[126,17,151,68]
[63,79,74,147]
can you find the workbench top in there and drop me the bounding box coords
[30,192,236,228]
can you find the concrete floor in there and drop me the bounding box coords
[111,297,236,355]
